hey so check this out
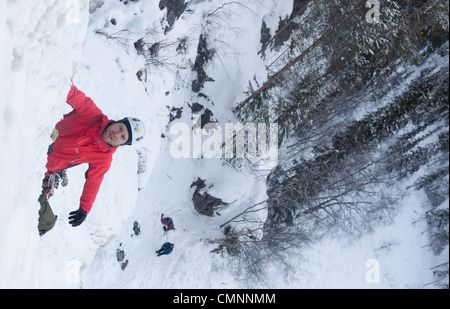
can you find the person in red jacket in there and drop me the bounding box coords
[37,81,145,236]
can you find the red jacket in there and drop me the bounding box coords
[45,83,117,214]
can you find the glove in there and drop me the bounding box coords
[68,208,87,227]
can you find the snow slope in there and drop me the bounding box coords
[0,0,447,289]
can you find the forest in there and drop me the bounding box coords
[210,0,449,286]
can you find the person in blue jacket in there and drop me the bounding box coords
[156,242,174,256]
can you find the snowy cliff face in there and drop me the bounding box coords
[0,0,158,288]
[0,0,290,288]
[1,0,447,289]
[1,1,93,288]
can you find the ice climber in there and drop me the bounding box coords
[37,80,145,236]
[156,242,174,256]
[160,213,175,232]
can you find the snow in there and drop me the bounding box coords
[0,0,446,290]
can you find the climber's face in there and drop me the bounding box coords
[103,122,129,147]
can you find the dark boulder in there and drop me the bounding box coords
[191,178,228,217]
